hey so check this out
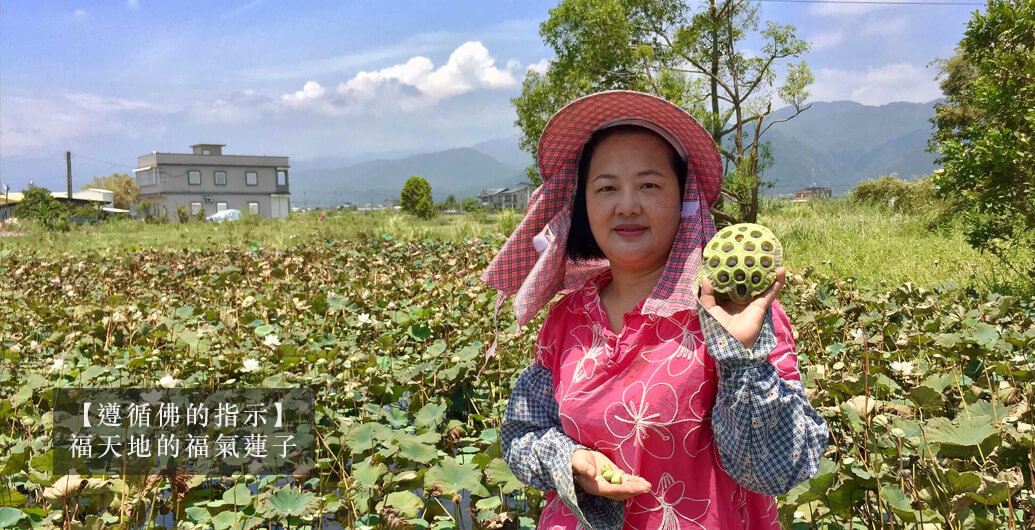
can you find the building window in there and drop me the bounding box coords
[190,202,202,215]
[248,202,259,215]
[215,171,227,186]
[202,149,211,155]
[277,170,287,186]
[188,170,201,185]
[216,201,228,212]
[246,171,257,186]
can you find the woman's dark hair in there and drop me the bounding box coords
[566,124,688,262]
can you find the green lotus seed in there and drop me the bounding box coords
[701,222,783,304]
[610,472,623,484]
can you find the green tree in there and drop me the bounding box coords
[930,0,1035,286]
[460,197,483,212]
[400,175,437,219]
[14,185,70,231]
[513,0,812,224]
[436,194,461,211]
[82,173,140,210]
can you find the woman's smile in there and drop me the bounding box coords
[614,224,649,237]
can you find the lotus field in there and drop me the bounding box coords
[0,219,1033,529]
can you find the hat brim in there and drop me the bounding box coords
[536,90,723,208]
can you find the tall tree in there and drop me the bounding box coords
[930,0,1035,286]
[400,175,437,219]
[82,173,140,210]
[513,0,813,224]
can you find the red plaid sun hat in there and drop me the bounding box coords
[479,90,723,360]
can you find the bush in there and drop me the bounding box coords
[71,204,101,222]
[176,205,191,224]
[851,175,939,212]
[497,209,520,236]
[15,185,70,231]
[460,197,484,213]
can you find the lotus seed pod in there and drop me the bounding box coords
[700,223,783,304]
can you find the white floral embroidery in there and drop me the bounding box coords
[628,473,711,530]
[599,380,679,468]
[564,322,609,383]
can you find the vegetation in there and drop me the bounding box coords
[930,0,1035,288]
[13,185,70,232]
[70,204,102,223]
[436,194,461,212]
[512,0,813,225]
[81,173,140,210]
[0,196,1033,527]
[401,176,437,219]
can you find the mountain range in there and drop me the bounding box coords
[290,99,943,206]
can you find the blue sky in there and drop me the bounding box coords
[0,0,980,192]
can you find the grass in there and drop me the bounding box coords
[2,198,1030,296]
[756,197,1022,293]
[0,210,505,256]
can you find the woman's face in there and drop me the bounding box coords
[585,131,683,273]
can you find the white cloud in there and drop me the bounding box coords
[526,58,550,74]
[63,93,159,112]
[860,16,909,37]
[0,93,172,157]
[73,9,88,17]
[809,2,886,16]
[189,89,275,124]
[282,81,327,105]
[281,41,521,116]
[810,63,943,105]
[126,0,139,7]
[222,0,264,20]
[809,30,845,51]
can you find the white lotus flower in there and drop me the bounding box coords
[241,358,260,373]
[51,357,64,371]
[889,361,915,376]
[357,313,372,325]
[263,334,281,347]
[159,373,178,388]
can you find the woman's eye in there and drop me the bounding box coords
[598,186,615,192]
[642,182,658,189]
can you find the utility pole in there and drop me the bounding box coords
[66,151,72,205]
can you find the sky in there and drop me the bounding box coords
[0,0,982,192]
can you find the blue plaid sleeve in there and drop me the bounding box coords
[501,363,625,530]
[699,306,829,496]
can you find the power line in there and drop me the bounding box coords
[754,0,982,5]
[69,152,137,169]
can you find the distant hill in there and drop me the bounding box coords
[291,147,527,207]
[289,99,943,206]
[762,100,942,195]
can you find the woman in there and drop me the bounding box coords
[481,91,828,529]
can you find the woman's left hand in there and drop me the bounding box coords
[699,266,786,350]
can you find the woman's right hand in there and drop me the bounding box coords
[571,449,652,500]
